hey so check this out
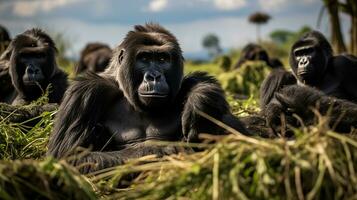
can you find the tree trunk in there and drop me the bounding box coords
[352,15,357,55]
[348,0,357,55]
[339,0,357,55]
[257,25,261,44]
[324,0,347,53]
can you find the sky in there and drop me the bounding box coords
[0,0,351,59]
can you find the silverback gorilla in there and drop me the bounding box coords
[260,31,357,134]
[48,24,249,173]
[0,28,68,105]
[75,42,112,75]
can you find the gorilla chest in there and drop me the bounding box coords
[104,100,181,143]
[318,73,343,97]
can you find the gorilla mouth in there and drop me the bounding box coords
[23,80,42,86]
[139,92,168,98]
[297,67,311,78]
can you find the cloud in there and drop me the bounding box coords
[148,0,169,12]
[258,0,287,11]
[12,0,83,17]
[213,0,247,10]
[302,0,318,4]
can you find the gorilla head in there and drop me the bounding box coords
[76,42,112,75]
[1,28,67,105]
[290,31,333,85]
[234,43,283,69]
[243,43,269,61]
[8,29,58,99]
[105,23,183,111]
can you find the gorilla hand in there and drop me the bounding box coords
[265,85,324,134]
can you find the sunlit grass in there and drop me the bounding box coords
[0,60,356,199]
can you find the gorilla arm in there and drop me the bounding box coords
[47,73,126,173]
[265,85,357,133]
[259,69,297,110]
[180,72,249,142]
[334,55,357,102]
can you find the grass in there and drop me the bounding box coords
[0,61,356,199]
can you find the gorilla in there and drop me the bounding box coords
[47,23,249,173]
[260,31,357,134]
[0,25,13,101]
[75,42,112,75]
[0,60,13,103]
[0,28,68,105]
[234,43,283,69]
[0,25,11,55]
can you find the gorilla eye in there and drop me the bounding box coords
[294,47,314,57]
[158,53,170,62]
[137,52,150,62]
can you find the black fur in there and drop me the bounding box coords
[0,25,11,54]
[0,28,68,105]
[0,60,14,102]
[234,43,283,69]
[260,31,357,134]
[75,42,112,75]
[47,23,248,173]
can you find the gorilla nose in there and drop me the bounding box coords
[299,56,310,66]
[144,71,162,82]
[27,65,40,74]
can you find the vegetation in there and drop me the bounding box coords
[0,57,356,199]
[202,33,223,58]
[248,12,271,44]
[0,91,357,199]
[1,11,356,197]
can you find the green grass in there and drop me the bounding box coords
[0,60,356,199]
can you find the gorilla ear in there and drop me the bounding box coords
[118,49,125,65]
[0,46,13,60]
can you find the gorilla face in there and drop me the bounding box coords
[8,29,57,97]
[112,24,184,112]
[290,31,332,85]
[136,51,171,107]
[19,51,46,86]
[13,44,55,95]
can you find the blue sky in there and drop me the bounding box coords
[0,0,351,59]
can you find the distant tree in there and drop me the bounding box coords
[51,32,72,60]
[297,26,313,35]
[339,0,357,55]
[248,12,271,44]
[202,33,222,58]
[269,26,312,46]
[319,0,347,53]
[49,31,73,68]
[269,30,294,44]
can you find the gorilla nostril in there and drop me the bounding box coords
[144,73,155,82]
[144,72,162,82]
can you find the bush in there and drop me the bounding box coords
[218,61,271,98]
[217,55,232,72]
